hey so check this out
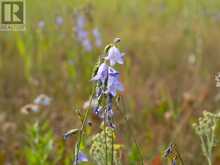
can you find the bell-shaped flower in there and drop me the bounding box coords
[105,46,124,66]
[92,28,102,47]
[107,68,124,96]
[91,63,108,83]
[55,16,63,26]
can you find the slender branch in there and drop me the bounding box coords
[111,130,114,165]
[104,108,108,165]
[75,87,95,164]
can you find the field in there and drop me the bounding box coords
[1,0,220,165]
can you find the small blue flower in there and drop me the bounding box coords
[55,16,63,26]
[38,20,45,29]
[93,106,104,118]
[82,39,92,52]
[107,68,124,96]
[105,46,124,66]
[75,28,88,42]
[21,104,40,114]
[92,28,102,47]
[74,151,88,165]
[34,94,51,106]
[76,15,86,29]
[91,63,108,83]
[172,159,176,165]
[74,14,93,52]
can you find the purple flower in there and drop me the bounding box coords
[74,14,93,52]
[34,94,51,106]
[172,160,176,165]
[92,28,102,47]
[75,28,88,42]
[76,15,86,29]
[93,106,104,118]
[105,46,124,66]
[106,94,113,117]
[74,151,88,165]
[38,20,45,29]
[82,39,92,52]
[107,68,124,96]
[55,16,63,26]
[91,63,108,83]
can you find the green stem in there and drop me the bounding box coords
[104,109,108,165]
[111,130,114,165]
[75,87,95,164]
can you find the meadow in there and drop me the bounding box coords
[1,0,220,164]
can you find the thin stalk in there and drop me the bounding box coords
[104,109,108,165]
[111,130,114,165]
[176,149,184,165]
[75,87,95,164]
[116,97,144,165]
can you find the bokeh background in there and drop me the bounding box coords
[1,0,220,164]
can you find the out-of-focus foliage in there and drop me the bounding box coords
[24,122,54,165]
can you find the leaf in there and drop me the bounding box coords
[64,129,80,140]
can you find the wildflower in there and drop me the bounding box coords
[74,151,88,165]
[76,15,86,29]
[81,38,92,52]
[95,85,103,98]
[93,106,104,118]
[172,160,177,165]
[91,63,108,83]
[70,39,125,165]
[34,94,51,106]
[105,94,115,127]
[21,104,40,114]
[74,13,92,52]
[38,20,45,29]
[92,28,102,47]
[75,28,88,42]
[105,46,124,66]
[107,71,124,96]
[55,16,63,26]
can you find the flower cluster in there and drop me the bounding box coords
[89,127,122,165]
[91,43,124,127]
[192,111,220,165]
[64,39,124,165]
[74,12,103,52]
[93,28,102,47]
[74,13,92,52]
[20,94,51,114]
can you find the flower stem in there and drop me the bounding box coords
[75,87,95,164]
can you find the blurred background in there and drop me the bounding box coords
[1,0,220,164]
